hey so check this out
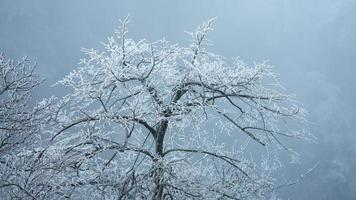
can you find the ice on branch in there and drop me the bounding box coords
[38,17,314,200]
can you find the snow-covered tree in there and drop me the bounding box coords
[42,17,313,199]
[0,53,55,199]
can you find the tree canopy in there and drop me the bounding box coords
[1,17,313,200]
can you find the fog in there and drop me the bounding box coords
[1,0,356,199]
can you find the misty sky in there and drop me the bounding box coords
[1,1,356,199]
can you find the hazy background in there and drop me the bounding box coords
[1,0,355,199]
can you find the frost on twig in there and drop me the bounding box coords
[0,53,57,199]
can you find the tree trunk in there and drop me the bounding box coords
[153,168,164,200]
[153,120,168,200]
